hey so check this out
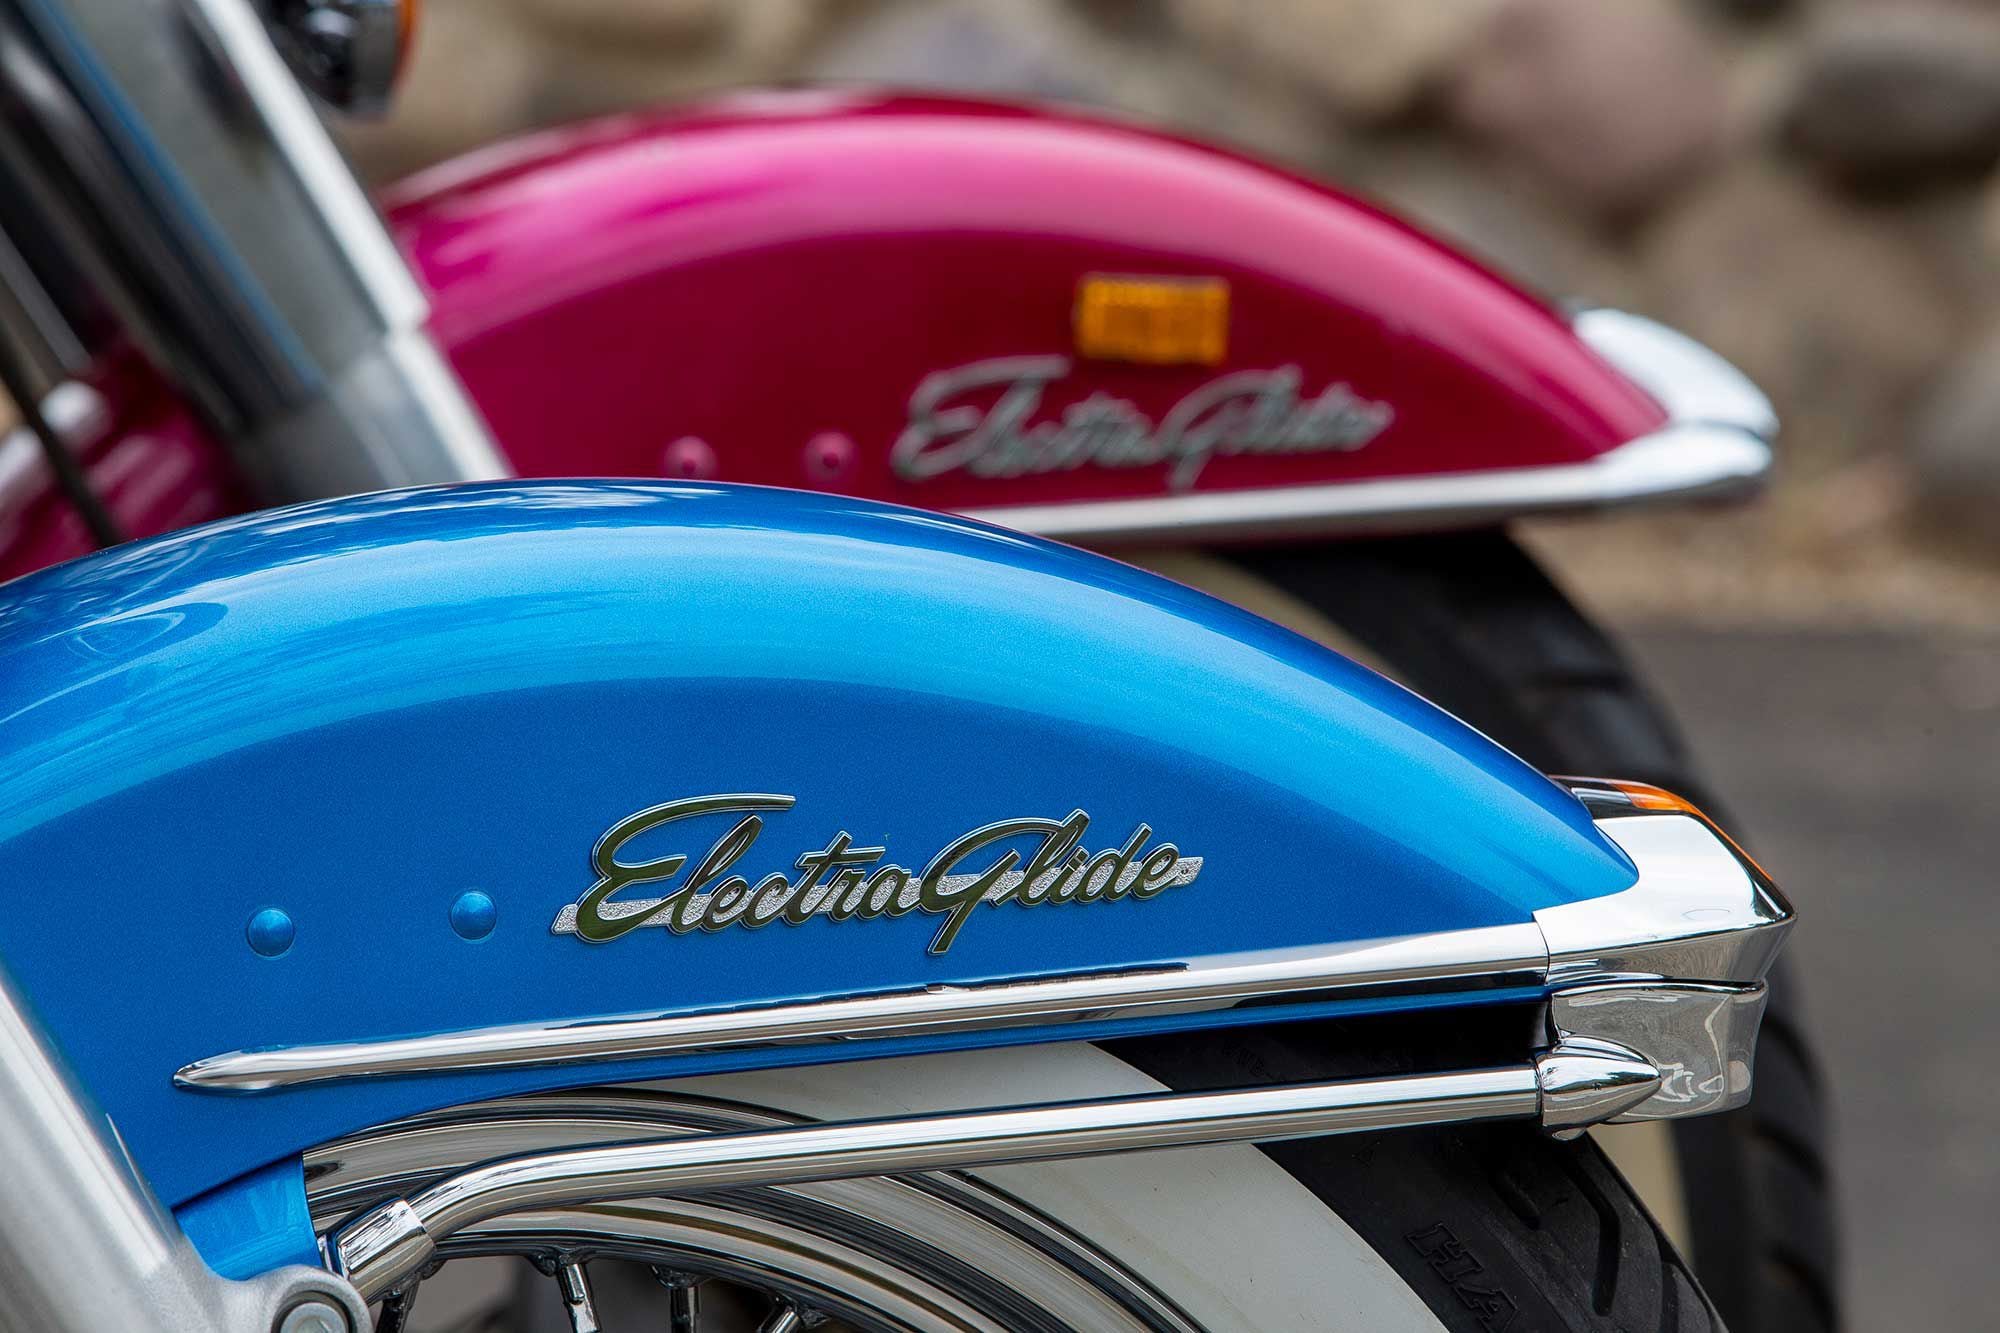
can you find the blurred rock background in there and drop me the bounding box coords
[333,0,2000,632]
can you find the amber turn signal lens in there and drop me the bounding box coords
[1075,273,1229,367]
[1575,778,1774,882]
[1598,779,1704,815]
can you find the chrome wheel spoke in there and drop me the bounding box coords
[660,1269,703,1331]
[374,1283,415,1333]
[756,1302,804,1333]
[556,1260,602,1333]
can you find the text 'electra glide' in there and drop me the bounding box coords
[0,1,1806,1330]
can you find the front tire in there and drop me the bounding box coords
[1196,529,1838,1333]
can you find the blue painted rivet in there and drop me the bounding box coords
[449,890,497,941]
[245,908,295,958]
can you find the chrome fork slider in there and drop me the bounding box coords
[331,1033,1663,1303]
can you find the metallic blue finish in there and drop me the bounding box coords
[174,1158,318,1280]
[245,908,296,958]
[449,890,498,941]
[0,481,1637,1218]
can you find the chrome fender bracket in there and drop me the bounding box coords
[331,1037,1664,1302]
[1548,980,1766,1125]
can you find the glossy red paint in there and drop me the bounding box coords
[388,91,1666,523]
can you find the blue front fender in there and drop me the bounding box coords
[0,482,1634,1223]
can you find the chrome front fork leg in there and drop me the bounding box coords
[0,966,366,1333]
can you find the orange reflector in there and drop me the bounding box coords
[1600,779,1704,815]
[1074,274,1229,366]
[1591,779,1775,881]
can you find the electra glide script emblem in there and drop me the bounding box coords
[549,793,1203,955]
[890,355,1395,492]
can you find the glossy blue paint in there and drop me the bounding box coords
[174,1158,319,1281]
[449,889,498,941]
[0,482,1637,1232]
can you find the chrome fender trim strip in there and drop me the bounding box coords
[957,308,1774,544]
[1542,784,1791,985]
[1571,307,1777,441]
[175,785,1792,1096]
[964,423,1769,544]
[175,925,1549,1093]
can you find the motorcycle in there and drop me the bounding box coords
[0,0,1804,1329]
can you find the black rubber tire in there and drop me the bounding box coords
[1111,1006,1722,1332]
[1218,529,1839,1333]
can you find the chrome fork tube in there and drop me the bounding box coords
[0,963,195,1333]
[0,966,366,1333]
[1,0,506,502]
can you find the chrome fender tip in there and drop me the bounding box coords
[1571,307,1778,447]
[1544,778,1794,987]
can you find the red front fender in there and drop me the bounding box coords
[0,89,1774,583]
[390,89,1770,543]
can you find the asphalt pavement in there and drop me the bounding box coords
[1623,626,2000,1332]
